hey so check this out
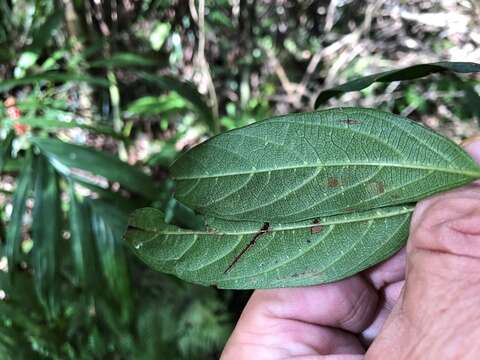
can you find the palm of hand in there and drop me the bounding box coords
[222,248,406,359]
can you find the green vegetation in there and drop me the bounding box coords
[0,0,479,358]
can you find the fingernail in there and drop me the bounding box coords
[461,136,480,147]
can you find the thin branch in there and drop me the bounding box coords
[192,0,219,132]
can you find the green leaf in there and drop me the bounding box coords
[314,61,480,107]
[68,183,98,288]
[14,10,63,78]
[31,156,60,319]
[125,205,413,288]
[0,131,14,173]
[171,108,480,222]
[89,52,162,68]
[90,200,132,321]
[5,153,33,267]
[125,94,188,117]
[18,116,123,139]
[0,72,108,92]
[138,72,218,133]
[32,137,158,199]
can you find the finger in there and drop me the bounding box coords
[251,276,378,333]
[363,248,406,289]
[222,318,364,359]
[223,276,378,358]
[367,141,480,358]
[463,138,480,162]
[359,280,403,345]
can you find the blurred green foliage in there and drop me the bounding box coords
[0,0,479,358]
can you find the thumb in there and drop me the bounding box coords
[367,140,480,359]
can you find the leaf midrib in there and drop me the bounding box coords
[173,161,480,180]
[131,206,414,241]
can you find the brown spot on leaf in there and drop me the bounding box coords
[223,222,270,274]
[345,207,356,212]
[327,177,340,188]
[340,119,361,125]
[206,226,219,234]
[375,181,385,194]
[310,218,323,234]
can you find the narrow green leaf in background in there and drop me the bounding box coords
[89,52,161,68]
[31,156,60,319]
[68,183,98,289]
[125,94,188,117]
[18,116,122,140]
[0,72,109,92]
[5,152,33,269]
[314,61,480,107]
[171,108,480,222]
[90,200,132,321]
[0,130,14,173]
[32,137,158,199]
[125,205,413,289]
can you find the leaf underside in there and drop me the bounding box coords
[171,108,480,222]
[125,206,413,289]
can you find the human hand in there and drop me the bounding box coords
[221,140,480,360]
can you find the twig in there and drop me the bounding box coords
[193,0,219,132]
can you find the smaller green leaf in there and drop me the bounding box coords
[125,205,413,289]
[125,94,188,117]
[138,72,218,133]
[89,52,162,68]
[315,61,480,107]
[5,152,33,268]
[31,156,60,319]
[32,137,158,199]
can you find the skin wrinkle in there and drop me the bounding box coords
[337,284,377,333]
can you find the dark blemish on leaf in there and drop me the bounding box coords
[310,218,323,234]
[345,207,356,212]
[223,222,270,274]
[327,177,340,188]
[391,193,401,199]
[339,118,362,125]
[375,181,385,194]
[206,226,219,234]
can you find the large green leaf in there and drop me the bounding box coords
[171,108,480,222]
[31,156,60,319]
[125,205,413,288]
[5,153,33,268]
[32,137,158,199]
[314,61,480,107]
